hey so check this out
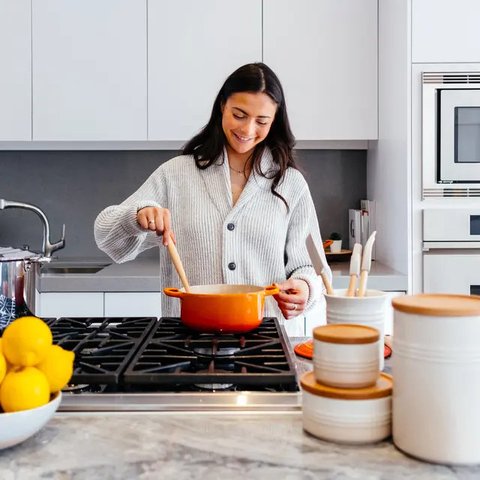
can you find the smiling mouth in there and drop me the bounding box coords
[233,132,254,143]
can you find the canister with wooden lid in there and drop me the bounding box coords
[392,294,480,465]
[313,324,380,388]
[301,371,392,444]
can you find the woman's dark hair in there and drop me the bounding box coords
[182,62,297,209]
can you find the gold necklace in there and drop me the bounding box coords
[229,164,245,174]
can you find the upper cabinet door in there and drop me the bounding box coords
[148,0,262,141]
[412,0,480,63]
[0,0,31,141]
[263,0,378,141]
[32,0,147,141]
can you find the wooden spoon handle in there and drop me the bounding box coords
[320,270,334,295]
[346,274,357,297]
[166,241,190,292]
[357,270,368,297]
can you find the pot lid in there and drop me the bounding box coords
[0,246,42,262]
[300,371,392,400]
[313,324,380,344]
[392,294,480,317]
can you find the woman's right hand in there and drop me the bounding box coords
[137,207,175,246]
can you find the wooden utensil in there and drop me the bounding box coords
[346,243,363,297]
[306,233,334,295]
[166,239,191,293]
[357,231,377,297]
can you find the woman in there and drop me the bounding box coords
[94,63,331,335]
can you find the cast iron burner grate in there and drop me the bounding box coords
[46,317,157,384]
[123,317,297,390]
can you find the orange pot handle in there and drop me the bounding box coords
[264,284,280,296]
[163,287,185,298]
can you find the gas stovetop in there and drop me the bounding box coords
[44,316,305,412]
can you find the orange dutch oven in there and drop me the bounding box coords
[163,284,279,334]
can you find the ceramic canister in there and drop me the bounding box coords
[301,371,392,444]
[392,294,480,465]
[313,324,380,388]
[324,289,387,370]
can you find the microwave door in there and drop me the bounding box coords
[439,89,480,183]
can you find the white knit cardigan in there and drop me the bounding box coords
[94,149,331,332]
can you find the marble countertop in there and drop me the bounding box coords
[1,411,478,479]
[37,257,408,293]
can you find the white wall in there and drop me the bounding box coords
[367,0,411,285]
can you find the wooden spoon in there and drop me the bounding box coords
[166,238,191,293]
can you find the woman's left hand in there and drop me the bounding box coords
[273,278,309,320]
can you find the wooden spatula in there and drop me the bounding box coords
[346,243,362,297]
[166,238,191,293]
[357,231,377,297]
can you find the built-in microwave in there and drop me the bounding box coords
[422,72,480,197]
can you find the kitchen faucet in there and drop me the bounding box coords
[0,199,65,258]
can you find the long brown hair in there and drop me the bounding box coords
[182,63,298,209]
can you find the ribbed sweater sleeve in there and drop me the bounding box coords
[94,165,167,263]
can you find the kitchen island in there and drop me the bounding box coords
[0,411,478,479]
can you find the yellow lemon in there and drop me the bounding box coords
[37,345,75,393]
[0,366,50,412]
[0,352,6,384]
[0,337,3,353]
[2,316,53,366]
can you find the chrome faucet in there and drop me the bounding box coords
[0,199,65,258]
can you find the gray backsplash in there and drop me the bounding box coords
[0,150,366,259]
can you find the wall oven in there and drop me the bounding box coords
[423,208,480,294]
[422,72,480,197]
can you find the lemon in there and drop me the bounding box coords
[2,316,53,366]
[0,367,50,412]
[0,353,6,384]
[37,345,75,393]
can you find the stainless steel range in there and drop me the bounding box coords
[45,317,305,412]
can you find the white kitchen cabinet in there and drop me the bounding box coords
[37,292,104,318]
[0,0,31,141]
[148,0,262,141]
[412,0,480,63]
[263,0,377,140]
[104,292,162,318]
[32,0,147,141]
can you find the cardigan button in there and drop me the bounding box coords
[227,223,235,231]
[228,262,236,271]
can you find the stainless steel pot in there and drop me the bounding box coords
[0,199,65,328]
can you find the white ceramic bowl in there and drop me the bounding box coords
[0,392,62,450]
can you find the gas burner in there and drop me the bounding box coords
[63,383,91,393]
[193,346,240,357]
[194,368,234,391]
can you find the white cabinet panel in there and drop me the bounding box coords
[412,0,480,63]
[148,0,262,141]
[263,0,377,140]
[32,0,147,141]
[38,292,104,318]
[0,0,31,140]
[104,292,162,317]
[424,254,480,296]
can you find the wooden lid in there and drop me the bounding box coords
[313,324,380,344]
[300,371,392,400]
[392,294,480,317]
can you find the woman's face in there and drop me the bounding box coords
[221,92,277,158]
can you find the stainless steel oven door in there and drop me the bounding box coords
[439,89,480,183]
